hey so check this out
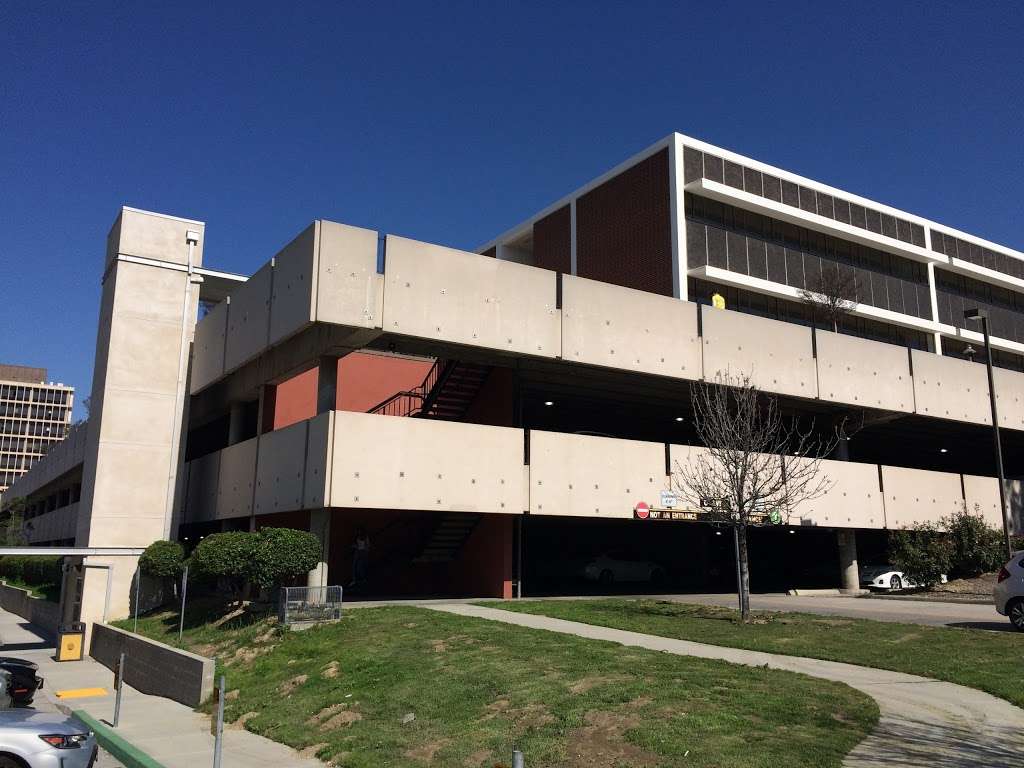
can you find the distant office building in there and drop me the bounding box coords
[0,365,74,492]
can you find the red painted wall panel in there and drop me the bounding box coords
[270,352,433,430]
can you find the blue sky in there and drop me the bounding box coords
[2,1,1022,419]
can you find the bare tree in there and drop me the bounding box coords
[672,373,840,622]
[799,263,857,332]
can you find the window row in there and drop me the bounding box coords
[0,386,71,405]
[23,483,81,518]
[931,231,1024,282]
[0,403,71,420]
[686,221,933,321]
[682,146,926,247]
[0,420,67,437]
[0,436,56,455]
[0,471,24,491]
[687,278,932,351]
[943,338,1024,374]
[935,271,1024,344]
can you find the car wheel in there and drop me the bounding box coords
[599,569,614,586]
[1009,599,1024,632]
[0,755,27,768]
[890,575,903,591]
[650,568,665,586]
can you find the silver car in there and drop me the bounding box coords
[0,709,97,768]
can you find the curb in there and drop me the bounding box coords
[72,709,166,768]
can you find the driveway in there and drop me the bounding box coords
[648,592,1011,631]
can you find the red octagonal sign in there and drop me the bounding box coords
[634,501,650,520]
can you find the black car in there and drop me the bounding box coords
[0,657,44,705]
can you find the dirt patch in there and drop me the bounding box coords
[230,711,259,730]
[225,689,240,701]
[404,739,450,763]
[566,708,658,768]
[322,661,341,679]
[480,698,553,730]
[308,703,362,732]
[430,639,448,653]
[211,606,247,628]
[430,634,473,653]
[934,572,997,596]
[254,625,278,643]
[224,643,277,667]
[298,742,330,759]
[568,675,628,694]
[279,674,308,696]
[463,749,492,767]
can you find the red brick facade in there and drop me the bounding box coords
[576,148,673,296]
[532,204,571,274]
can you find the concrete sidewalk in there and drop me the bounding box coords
[0,609,322,768]
[432,603,1024,768]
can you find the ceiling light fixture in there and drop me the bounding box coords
[543,400,554,407]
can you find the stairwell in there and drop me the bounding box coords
[367,359,491,421]
[412,513,482,564]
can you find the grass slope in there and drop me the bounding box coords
[490,599,1024,709]
[118,602,876,768]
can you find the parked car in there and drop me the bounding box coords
[583,552,666,586]
[993,550,1024,631]
[0,709,97,768]
[0,659,43,706]
[859,565,947,591]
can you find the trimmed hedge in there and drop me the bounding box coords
[248,527,321,589]
[189,531,255,581]
[0,555,62,588]
[139,540,185,579]
[184,528,321,592]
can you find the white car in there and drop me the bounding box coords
[0,709,97,768]
[583,552,666,586]
[859,565,946,591]
[993,550,1024,632]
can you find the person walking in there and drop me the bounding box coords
[350,528,370,589]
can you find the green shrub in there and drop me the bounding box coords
[139,540,185,579]
[247,527,321,590]
[189,532,255,582]
[888,522,953,588]
[0,555,61,588]
[943,507,1006,578]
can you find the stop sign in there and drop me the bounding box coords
[634,501,650,519]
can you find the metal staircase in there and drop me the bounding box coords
[412,513,482,564]
[367,359,490,421]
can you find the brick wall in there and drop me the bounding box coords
[576,148,673,296]
[532,205,571,274]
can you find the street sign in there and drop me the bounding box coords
[659,490,677,509]
[633,501,650,520]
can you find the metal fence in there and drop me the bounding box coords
[278,585,343,626]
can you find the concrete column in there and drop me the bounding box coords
[75,207,204,633]
[837,530,859,593]
[227,402,245,446]
[256,384,277,435]
[307,509,331,588]
[316,357,339,415]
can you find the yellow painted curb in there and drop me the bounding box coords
[55,687,108,699]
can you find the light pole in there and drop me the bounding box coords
[963,308,1013,558]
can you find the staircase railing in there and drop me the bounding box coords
[366,358,450,418]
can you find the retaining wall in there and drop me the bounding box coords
[90,623,215,707]
[0,582,61,638]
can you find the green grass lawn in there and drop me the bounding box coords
[117,601,877,767]
[489,599,1024,710]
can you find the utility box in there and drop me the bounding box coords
[55,622,85,662]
